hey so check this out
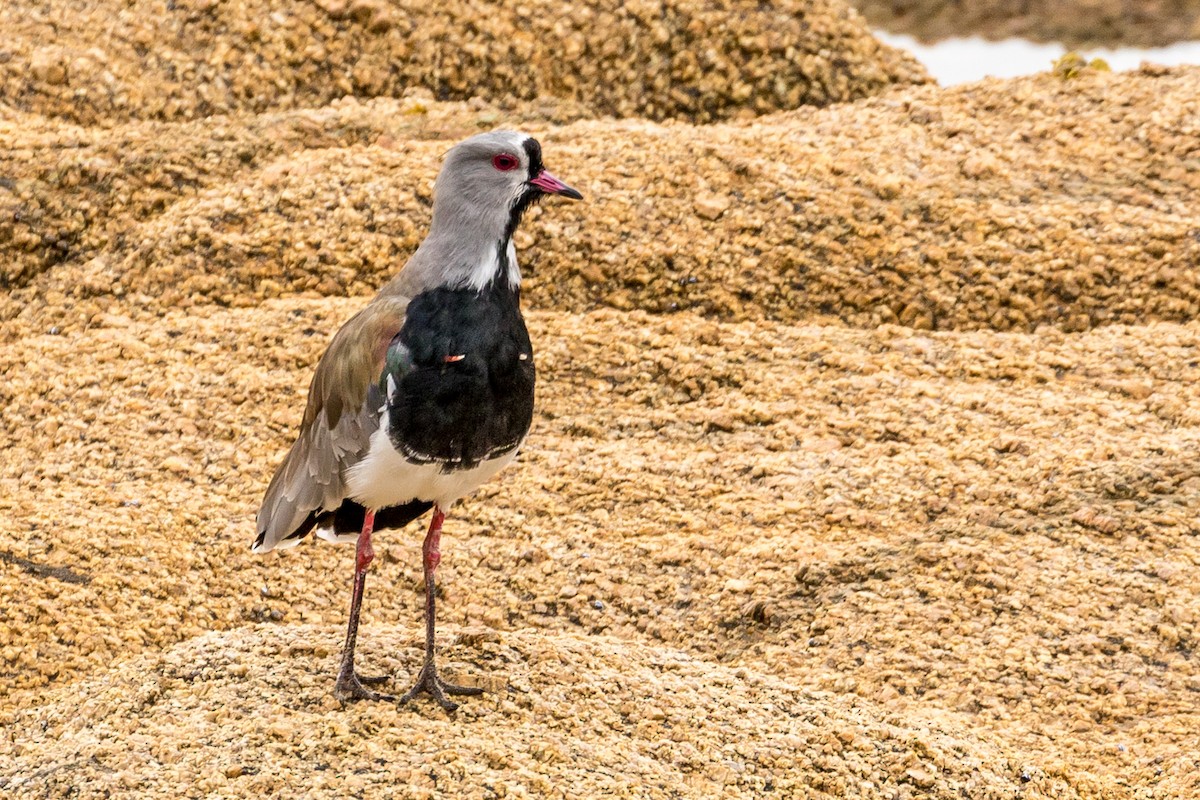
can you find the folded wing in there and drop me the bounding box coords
[253,296,412,552]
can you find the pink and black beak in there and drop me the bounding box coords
[522,138,583,201]
[504,138,582,238]
[529,169,583,201]
[504,137,583,239]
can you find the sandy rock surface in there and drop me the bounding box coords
[2,6,1200,798]
[851,0,1200,47]
[0,0,925,127]
[5,66,1199,332]
[2,300,1199,797]
[0,625,1111,799]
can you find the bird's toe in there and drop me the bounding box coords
[355,672,392,686]
[398,660,483,712]
[334,672,397,703]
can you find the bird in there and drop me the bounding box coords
[252,130,582,711]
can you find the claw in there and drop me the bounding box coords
[334,670,397,703]
[356,672,392,686]
[399,659,483,712]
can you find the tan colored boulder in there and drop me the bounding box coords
[0,0,927,126]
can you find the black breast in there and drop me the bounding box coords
[385,278,535,470]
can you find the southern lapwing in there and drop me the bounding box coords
[253,131,582,710]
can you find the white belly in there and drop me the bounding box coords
[344,424,521,513]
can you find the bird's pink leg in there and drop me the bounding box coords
[399,506,483,711]
[333,509,395,701]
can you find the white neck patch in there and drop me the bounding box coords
[462,239,520,292]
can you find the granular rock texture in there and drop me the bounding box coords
[0,627,1109,799]
[0,0,926,127]
[5,66,1199,333]
[0,96,592,292]
[852,0,1200,47]
[1,301,1198,797]
[2,15,1200,798]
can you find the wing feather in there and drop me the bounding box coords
[253,296,410,552]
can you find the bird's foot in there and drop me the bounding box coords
[399,659,483,712]
[356,672,392,686]
[333,669,396,702]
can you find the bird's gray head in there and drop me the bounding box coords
[421,130,583,292]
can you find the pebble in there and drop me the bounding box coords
[694,193,731,221]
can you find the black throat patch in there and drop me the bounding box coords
[502,137,546,243]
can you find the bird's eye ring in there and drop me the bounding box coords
[492,153,519,171]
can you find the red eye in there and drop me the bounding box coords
[492,153,519,171]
